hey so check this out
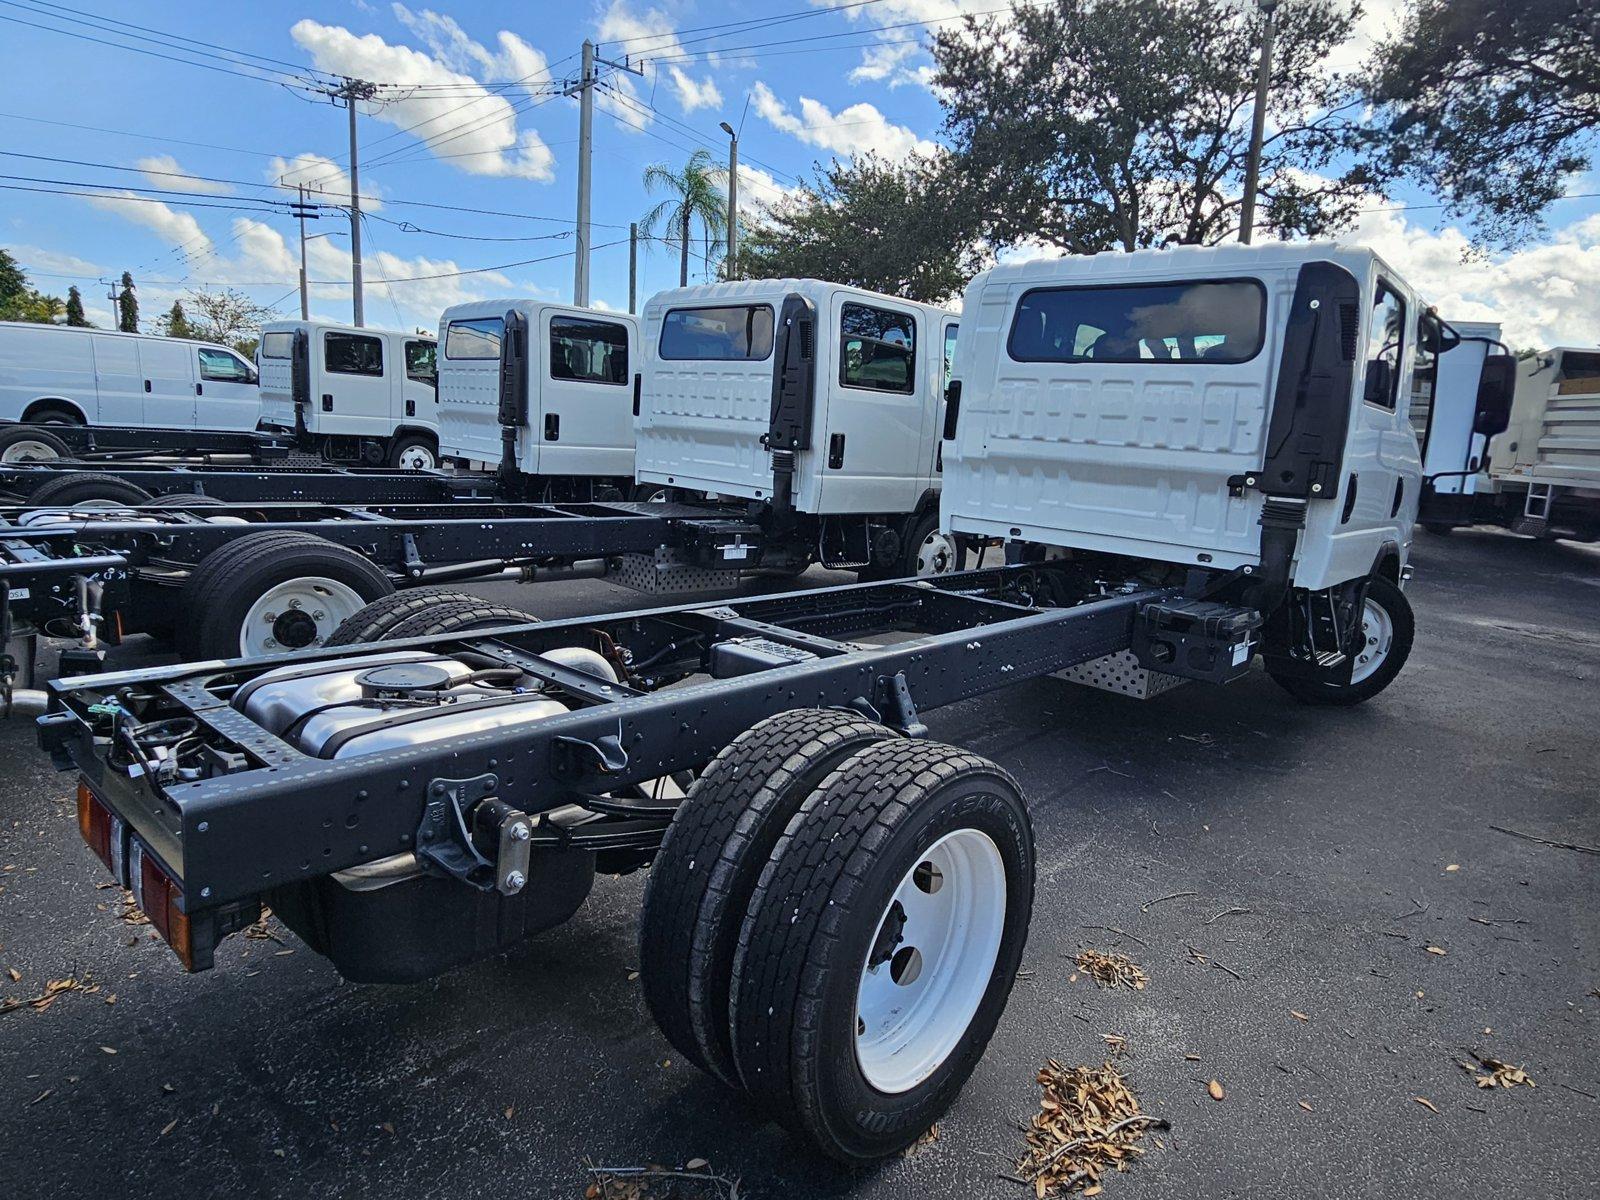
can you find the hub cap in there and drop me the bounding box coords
[1,438,62,463]
[915,530,960,576]
[239,576,366,657]
[395,443,436,470]
[1350,596,1394,684]
[855,828,1007,1094]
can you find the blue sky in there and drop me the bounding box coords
[3,0,1597,349]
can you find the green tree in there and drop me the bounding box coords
[931,0,1378,255]
[159,300,194,339]
[117,270,139,333]
[640,148,728,288]
[1366,0,1600,247]
[184,287,274,355]
[741,155,984,304]
[0,248,27,313]
[65,286,90,327]
[0,248,66,323]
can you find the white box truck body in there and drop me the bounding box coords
[257,321,439,468]
[0,321,260,431]
[436,301,636,492]
[636,279,959,517]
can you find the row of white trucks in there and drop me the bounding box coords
[8,241,1545,1161]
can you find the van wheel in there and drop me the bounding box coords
[388,436,437,470]
[325,588,490,646]
[180,532,394,659]
[0,426,71,463]
[728,740,1034,1160]
[640,709,895,1087]
[1268,576,1415,706]
[25,471,153,507]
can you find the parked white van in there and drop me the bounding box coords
[436,300,638,497]
[257,321,439,469]
[0,321,260,431]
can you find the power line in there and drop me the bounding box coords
[600,0,893,52]
[0,110,319,162]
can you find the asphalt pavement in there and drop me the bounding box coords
[1,529,1596,1199]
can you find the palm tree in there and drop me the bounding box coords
[640,149,727,288]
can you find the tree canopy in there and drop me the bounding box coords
[930,0,1377,254]
[65,286,89,327]
[116,270,139,333]
[740,155,984,304]
[0,248,66,324]
[184,288,274,355]
[1366,0,1600,246]
[640,149,728,288]
[158,300,194,340]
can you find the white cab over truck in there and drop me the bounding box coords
[0,321,261,458]
[436,300,637,498]
[638,279,963,576]
[944,241,1489,702]
[1491,347,1600,539]
[257,321,440,469]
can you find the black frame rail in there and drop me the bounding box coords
[0,461,478,505]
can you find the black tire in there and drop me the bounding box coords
[640,709,896,1087]
[381,597,539,640]
[179,531,395,660]
[728,740,1035,1161]
[324,588,490,646]
[25,471,153,507]
[388,434,438,470]
[142,493,227,510]
[632,483,675,504]
[1267,575,1415,706]
[0,425,71,463]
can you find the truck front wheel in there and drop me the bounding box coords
[1268,576,1415,706]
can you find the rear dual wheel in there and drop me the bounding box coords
[640,713,1034,1161]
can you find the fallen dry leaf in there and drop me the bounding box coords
[1460,1053,1535,1091]
[1413,1097,1438,1113]
[1290,1010,1309,1022]
[1426,946,1447,956]
[1183,1054,1201,1062]
[1074,949,1148,991]
[1298,1101,1313,1112]
[1018,1060,1165,1196]
[684,1158,709,1171]
[901,1126,939,1159]
[99,1045,117,1055]
[1207,1080,1225,1101]
[160,1118,178,1136]
[504,1106,515,1120]
[1445,864,1460,872]
[6,966,20,983]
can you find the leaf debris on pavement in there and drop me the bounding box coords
[583,1159,738,1199]
[1073,950,1147,991]
[1017,1060,1166,1196]
[1459,1053,1535,1090]
[1,972,99,1015]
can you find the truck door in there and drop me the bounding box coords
[815,293,927,514]
[437,313,505,465]
[317,329,387,436]
[195,346,260,431]
[537,309,634,479]
[135,337,197,427]
[401,338,438,433]
[88,335,142,425]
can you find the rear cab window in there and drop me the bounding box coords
[405,340,437,387]
[1364,282,1405,410]
[659,305,775,360]
[550,316,628,384]
[324,331,384,377]
[840,302,917,394]
[444,317,503,360]
[1007,279,1266,364]
[260,332,294,360]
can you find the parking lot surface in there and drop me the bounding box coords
[1,530,1596,1198]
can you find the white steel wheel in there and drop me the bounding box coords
[238,575,367,657]
[855,827,1008,1094]
[915,529,961,576]
[1,437,63,463]
[395,442,436,470]
[1349,596,1394,684]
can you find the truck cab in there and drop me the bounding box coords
[435,300,637,499]
[257,321,439,469]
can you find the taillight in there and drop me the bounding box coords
[130,842,195,972]
[76,778,126,884]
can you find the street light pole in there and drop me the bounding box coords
[1239,0,1279,245]
[720,120,738,280]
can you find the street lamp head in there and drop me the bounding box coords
[719,121,735,138]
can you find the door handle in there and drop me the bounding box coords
[544,413,560,441]
[321,393,333,412]
[144,379,152,393]
[196,383,203,396]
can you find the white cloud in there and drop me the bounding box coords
[136,155,232,195]
[268,152,382,211]
[667,65,722,113]
[596,3,723,122]
[289,19,555,181]
[390,5,550,84]
[85,193,213,260]
[848,41,920,86]
[11,244,102,278]
[749,81,937,162]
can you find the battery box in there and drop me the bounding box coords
[709,637,819,678]
[1131,599,1261,685]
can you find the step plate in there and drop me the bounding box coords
[1054,650,1188,700]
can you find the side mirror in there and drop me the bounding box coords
[1473,353,1516,436]
[1363,359,1393,405]
[942,379,962,440]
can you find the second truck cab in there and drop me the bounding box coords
[258,320,439,469]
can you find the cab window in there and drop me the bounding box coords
[260,332,294,360]
[405,340,437,387]
[943,323,959,387]
[324,331,384,377]
[444,317,503,360]
[659,305,774,360]
[1365,283,1405,410]
[1007,280,1265,363]
[550,316,628,384]
[840,302,916,394]
[197,346,254,383]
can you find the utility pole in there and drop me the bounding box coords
[628,222,638,313]
[103,280,119,328]
[1239,0,1279,245]
[564,42,642,307]
[720,121,738,280]
[290,185,320,321]
[323,77,379,325]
